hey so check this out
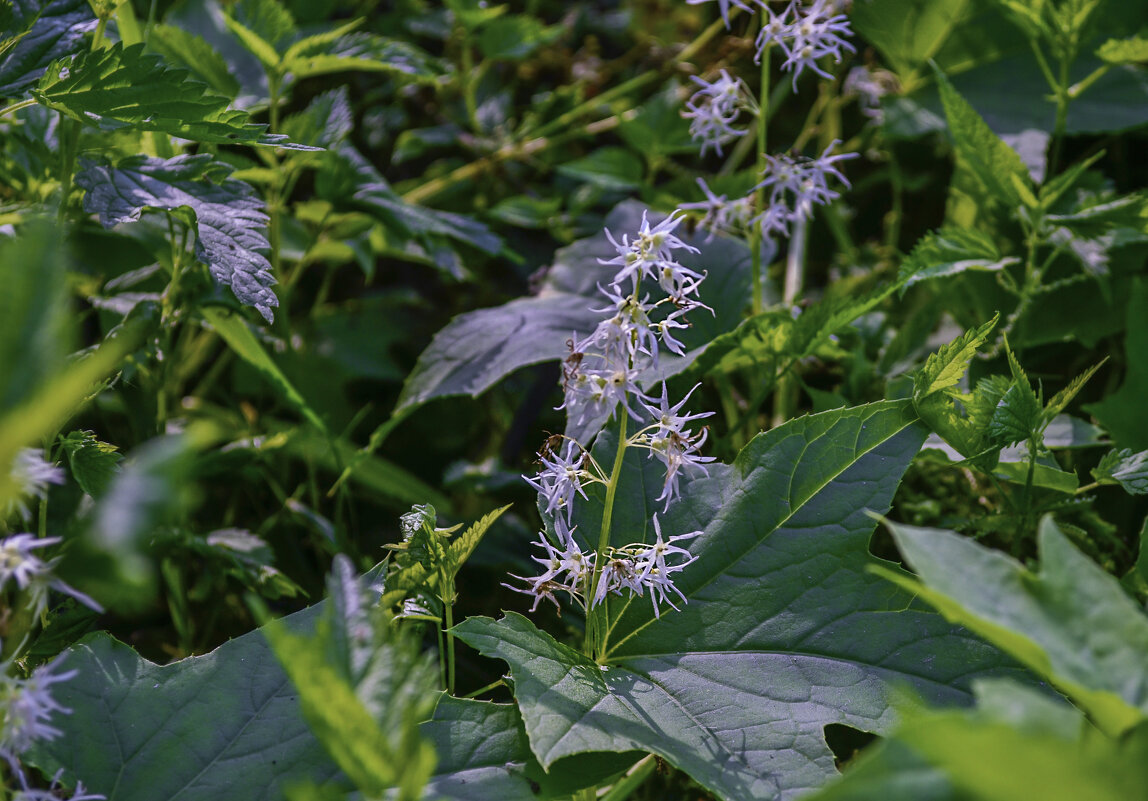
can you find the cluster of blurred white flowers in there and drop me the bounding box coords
[510,211,714,618]
[756,0,856,86]
[681,70,757,157]
[4,449,63,522]
[753,142,858,236]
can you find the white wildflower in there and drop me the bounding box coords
[0,656,77,755]
[680,178,755,241]
[0,534,103,620]
[4,449,64,521]
[755,0,856,90]
[681,70,756,156]
[751,141,857,235]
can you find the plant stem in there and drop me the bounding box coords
[442,581,456,695]
[0,99,36,118]
[585,414,629,660]
[1047,53,1072,177]
[750,45,771,316]
[55,116,81,225]
[601,755,657,801]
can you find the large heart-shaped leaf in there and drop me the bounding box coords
[455,400,1026,801]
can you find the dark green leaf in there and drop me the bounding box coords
[0,0,95,98]
[987,383,1042,447]
[32,43,316,148]
[476,15,562,61]
[280,86,353,149]
[1084,280,1148,449]
[556,147,643,191]
[354,179,502,256]
[77,155,279,323]
[459,401,1024,800]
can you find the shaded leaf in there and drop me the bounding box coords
[880,517,1148,737]
[0,0,95,98]
[77,155,279,323]
[458,401,1024,800]
[477,15,562,61]
[146,23,240,99]
[280,86,353,149]
[556,147,643,191]
[1084,280,1148,449]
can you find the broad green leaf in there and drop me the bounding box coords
[352,176,502,256]
[446,0,508,30]
[913,314,999,399]
[147,23,240,99]
[77,155,280,323]
[280,86,352,149]
[935,67,1033,210]
[1097,35,1148,64]
[31,43,316,148]
[880,517,1148,736]
[457,401,1025,801]
[808,680,1148,801]
[556,147,644,191]
[1092,448,1148,495]
[58,429,121,498]
[223,0,296,68]
[477,15,562,61]
[29,571,604,801]
[898,226,1019,290]
[397,202,750,412]
[0,0,95,97]
[202,308,326,431]
[1084,280,1148,449]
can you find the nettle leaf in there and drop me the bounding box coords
[1097,35,1148,64]
[397,201,750,412]
[280,86,353,148]
[935,67,1034,211]
[898,226,1019,291]
[476,14,563,61]
[58,429,121,498]
[457,401,1025,801]
[879,517,1148,737]
[77,155,279,323]
[913,315,998,400]
[1092,448,1148,495]
[0,0,95,98]
[31,43,316,148]
[284,32,447,81]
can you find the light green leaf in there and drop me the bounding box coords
[913,314,999,400]
[58,429,121,498]
[284,33,447,82]
[31,43,316,148]
[147,23,240,98]
[898,226,1019,290]
[458,401,1024,801]
[1097,35,1148,64]
[879,517,1148,736]
[935,67,1033,209]
[1092,448,1148,495]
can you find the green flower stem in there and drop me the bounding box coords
[459,34,480,133]
[750,45,772,316]
[585,412,629,661]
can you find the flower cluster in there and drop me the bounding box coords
[512,211,715,618]
[508,515,699,619]
[752,141,857,238]
[843,65,898,122]
[756,0,856,88]
[681,70,756,157]
[679,178,755,241]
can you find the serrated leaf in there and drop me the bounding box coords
[935,67,1033,210]
[77,154,279,323]
[1092,448,1148,495]
[0,0,95,98]
[965,374,1013,435]
[913,315,999,400]
[31,43,316,148]
[880,517,1148,737]
[147,23,240,99]
[898,227,1019,290]
[224,0,296,68]
[284,33,447,81]
[1097,35,1148,64]
[58,429,121,498]
[986,345,1041,446]
[1043,360,1104,420]
[381,505,511,609]
[457,401,1025,801]
[354,179,502,256]
[476,14,562,61]
[280,87,353,149]
[1046,192,1148,236]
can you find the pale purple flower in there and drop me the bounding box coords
[4,449,64,521]
[686,0,754,28]
[0,656,78,755]
[756,1,856,90]
[751,141,857,234]
[681,70,755,156]
[680,178,755,241]
[523,439,595,524]
[0,534,103,620]
[633,383,716,510]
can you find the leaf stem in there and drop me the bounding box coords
[0,98,36,118]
